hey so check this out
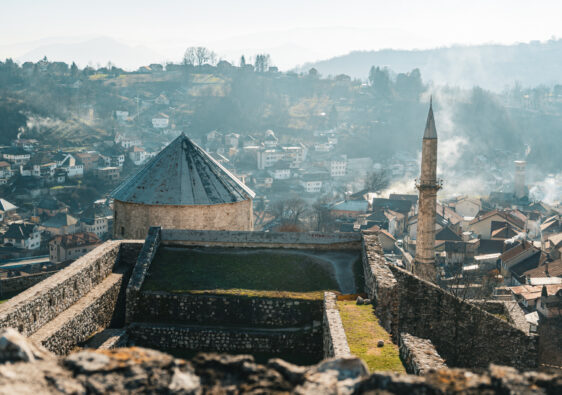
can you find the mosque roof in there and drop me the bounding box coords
[111,134,255,205]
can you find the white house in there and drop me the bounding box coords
[3,148,31,165]
[268,161,292,180]
[330,155,347,177]
[129,147,154,166]
[152,114,169,128]
[3,222,41,250]
[300,174,325,193]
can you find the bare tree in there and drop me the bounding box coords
[312,196,336,232]
[254,54,271,73]
[365,169,390,194]
[183,47,218,66]
[270,198,309,225]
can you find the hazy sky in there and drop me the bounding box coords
[2,0,562,69]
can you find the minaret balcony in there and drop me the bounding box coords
[415,178,443,190]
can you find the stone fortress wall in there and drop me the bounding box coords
[322,292,351,359]
[0,240,143,355]
[0,271,58,296]
[113,199,254,239]
[0,228,543,373]
[125,228,361,362]
[361,232,539,370]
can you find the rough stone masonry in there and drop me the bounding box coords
[0,328,561,395]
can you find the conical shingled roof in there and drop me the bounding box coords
[423,97,438,139]
[111,134,255,205]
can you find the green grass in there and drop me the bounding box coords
[142,247,340,297]
[337,300,406,373]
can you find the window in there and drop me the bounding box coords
[121,226,125,236]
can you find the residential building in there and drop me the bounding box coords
[49,232,101,263]
[0,161,13,180]
[40,213,79,235]
[0,198,18,223]
[152,113,169,128]
[3,223,41,250]
[536,285,562,318]
[80,204,113,238]
[2,147,31,165]
[75,152,101,173]
[330,155,347,177]
[451,197,482,218]
[129,146,152,166]
[300,173,326,193]
[331,200,369,219]
[37,196,68,217]
[268,161,291,180]
[95,167,121,181]
[469,210,525,239]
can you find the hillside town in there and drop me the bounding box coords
[0,88,559,333]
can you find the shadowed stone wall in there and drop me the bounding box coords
[362,234,538,370]
[128,322,323,359]
[132,291,323,328]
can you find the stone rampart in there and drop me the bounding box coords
[30,273,123,355]
[387,264,538,369]
[362,235,538,370]
[128,322,323,359]
[399,333,446,375]
[0,272,57,296]
[161,229,362,250]
[362,234,398,338]
[132,291,323,328]
[0,241,122,336]
[322,292,351,358]
[125,227,161,324]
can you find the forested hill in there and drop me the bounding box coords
[1,58,562,174]
[301,39,562,90]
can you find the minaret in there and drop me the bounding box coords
[415,98,441,279]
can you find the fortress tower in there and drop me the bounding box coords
[111,133,255,239]
[415,99,441,278]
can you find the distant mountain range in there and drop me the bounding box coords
[15,37,161,70]
[300,39,562,90]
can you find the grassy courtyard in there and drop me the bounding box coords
[337,300,405,373]
[142,247,342,299]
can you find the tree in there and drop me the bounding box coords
[312,196,335,232]
[183,46,217,66]
[308,68,319,78]
[364,169,389,194]
[254,54,271,73]
[270,197,309,225]
[183,47,197,66]
[368,66,392,97]
[240,55,246,67]
[70,62,78,77]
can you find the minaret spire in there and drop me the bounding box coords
[423,96,437,139]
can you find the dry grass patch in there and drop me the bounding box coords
[337,300,405,373]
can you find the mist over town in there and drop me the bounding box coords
[0,1,561,393]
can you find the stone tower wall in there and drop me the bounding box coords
[415,137,438,266]
[113,199,253,239]
[420,138,437,183]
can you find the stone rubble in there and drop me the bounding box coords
[0,328,560,394]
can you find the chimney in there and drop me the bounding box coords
[514,160,526,199]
